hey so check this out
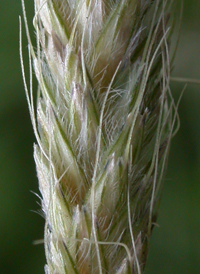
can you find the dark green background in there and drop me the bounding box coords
[0,1,199,273]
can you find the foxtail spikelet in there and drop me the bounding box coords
[20,0,178,273]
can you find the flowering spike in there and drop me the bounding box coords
[21,0,177,273]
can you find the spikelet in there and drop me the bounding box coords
[20,0,177,273]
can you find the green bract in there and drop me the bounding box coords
[21,0,177,273]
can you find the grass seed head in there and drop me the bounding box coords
[21,0,177,273]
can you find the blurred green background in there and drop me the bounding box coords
[0,1,199,273]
